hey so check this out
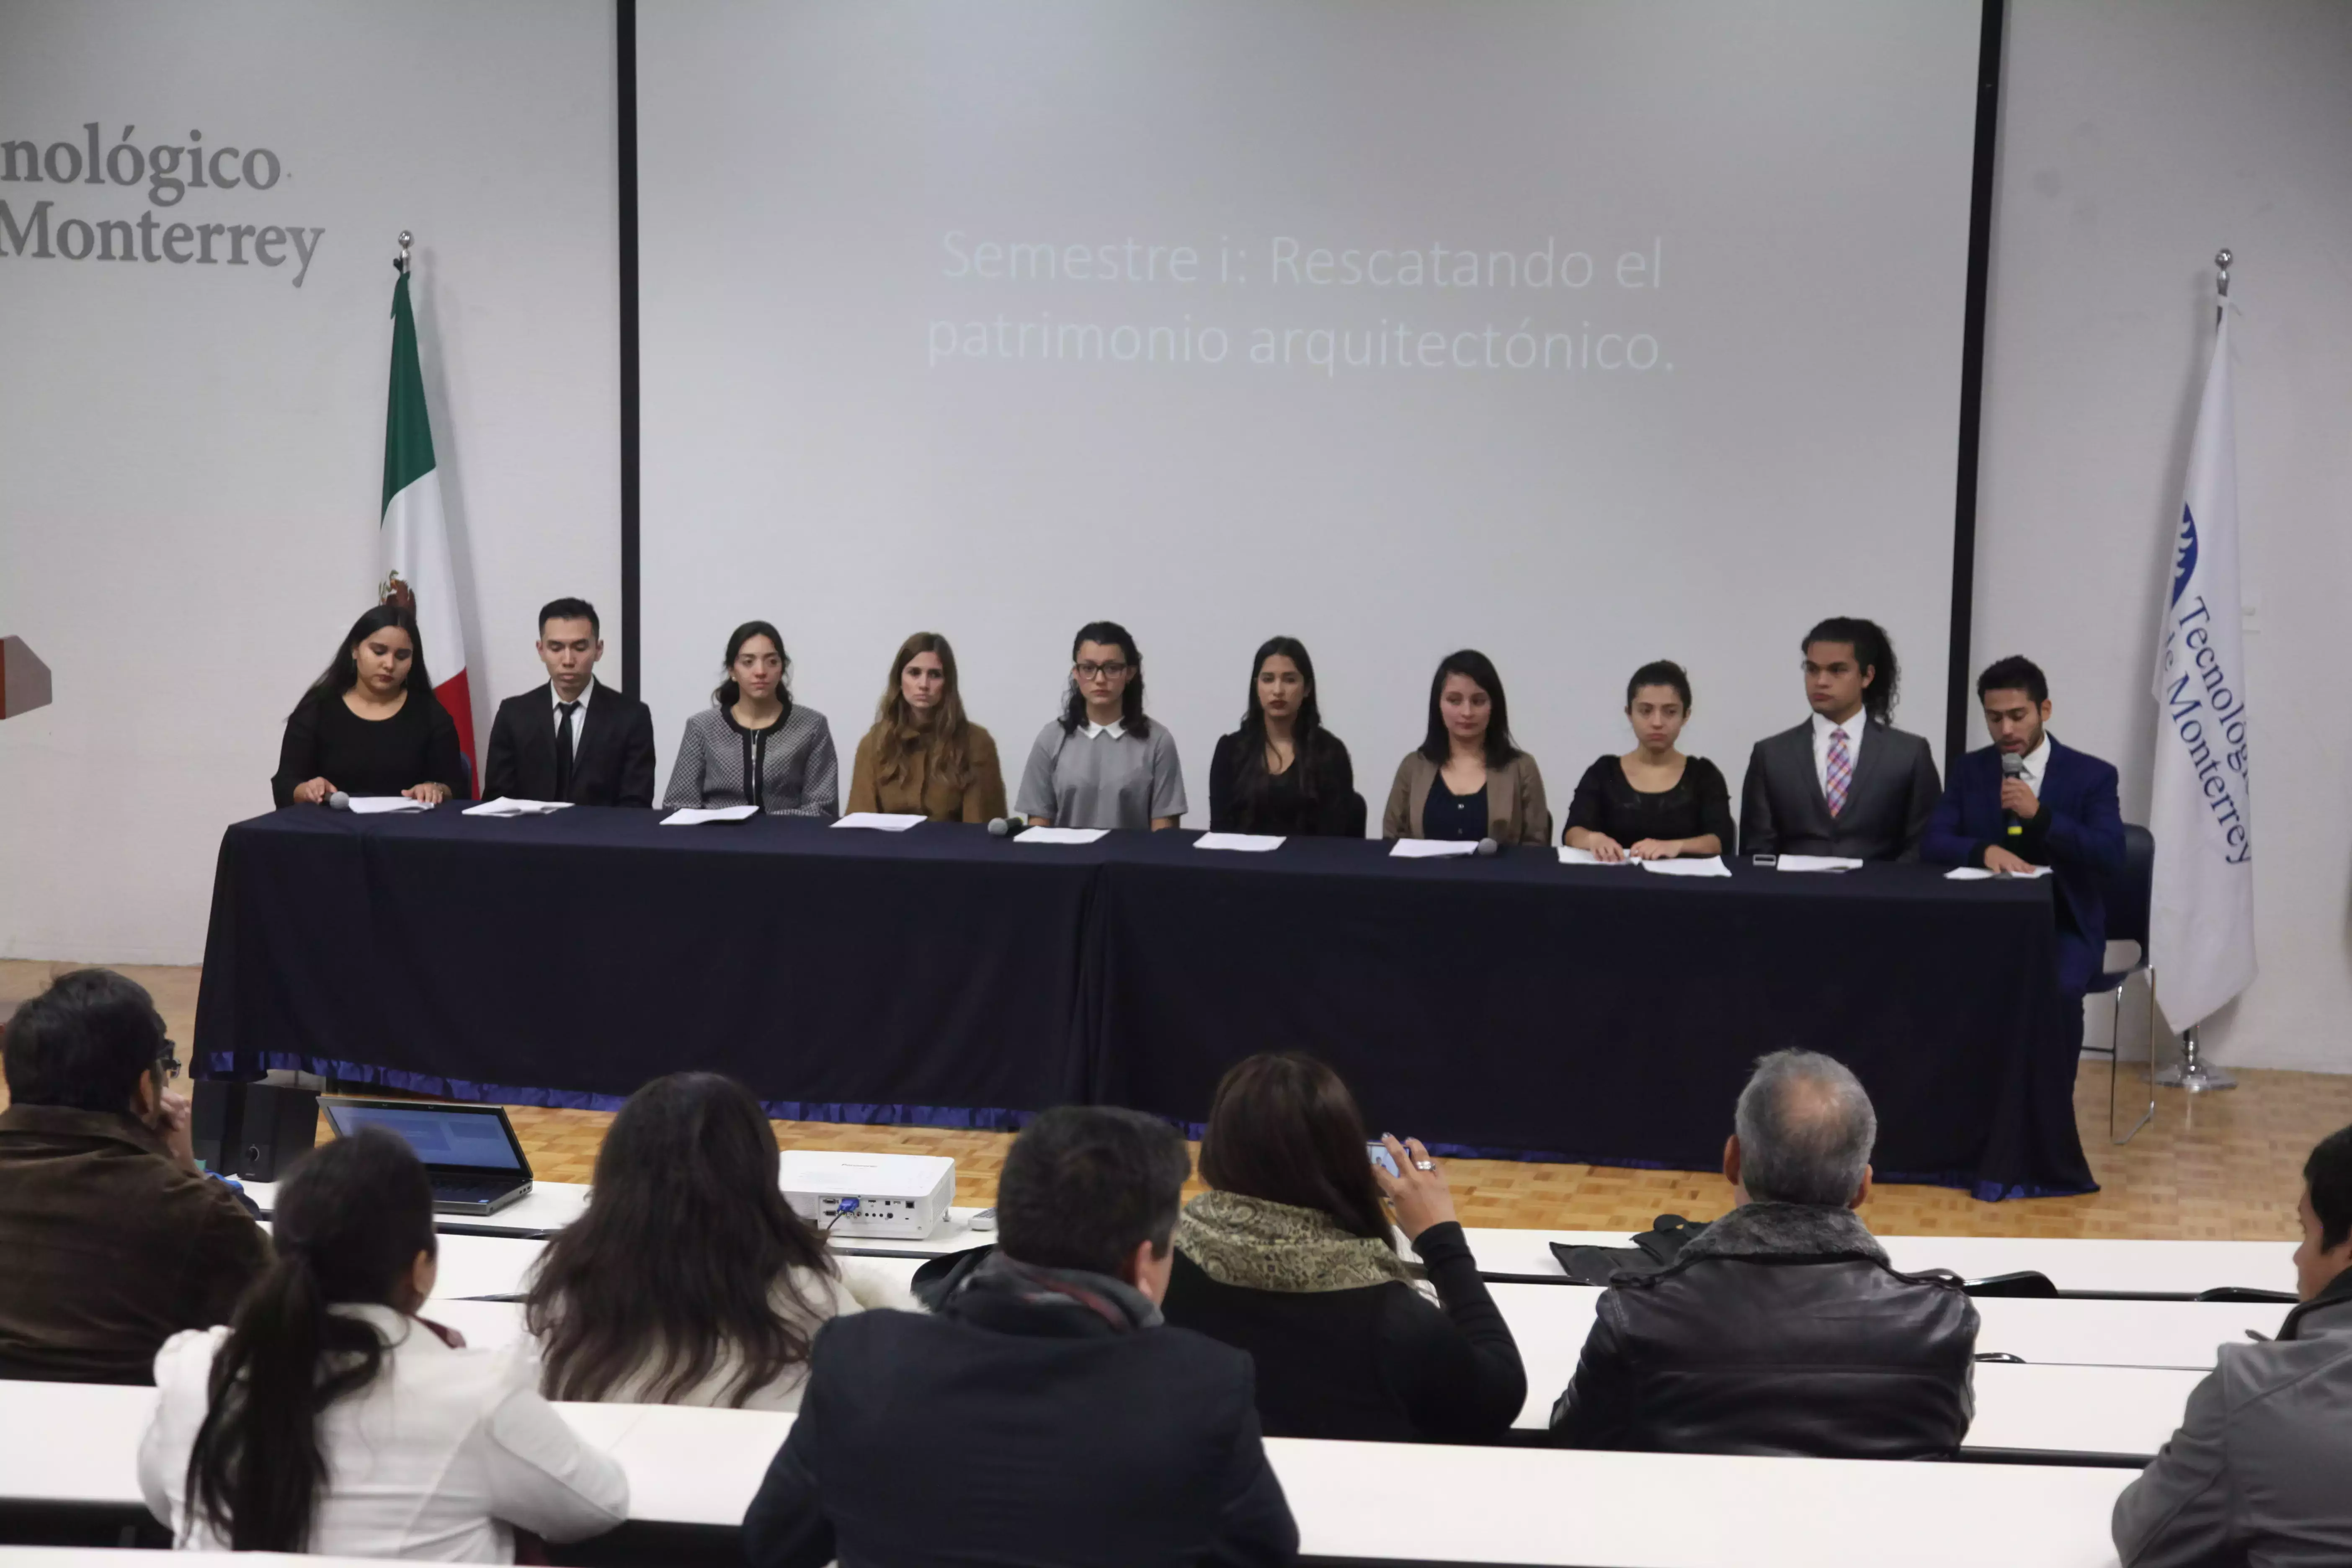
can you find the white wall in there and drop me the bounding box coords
[0,0,618,963]
[1974,1,2352,1069]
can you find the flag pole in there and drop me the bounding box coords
[395,229,412,277]
[2156,245,2240,1095]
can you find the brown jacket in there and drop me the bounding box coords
[846,722,1008,823]
[1382,752,1551,846]
[0,1104,271,1384]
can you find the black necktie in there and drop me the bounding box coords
[555,702,579,799]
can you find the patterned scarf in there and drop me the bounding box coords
[1174,1190,1418,1293]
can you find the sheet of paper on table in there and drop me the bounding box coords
[1195,833,1286,852]
[1775,854,1865,872]
[1558,846,1633,866]
[833,812,926,832]
[1391,839,1482,859]
[343,796,435,815]
[1641,856,1732,878]
[463,799,575,818]
[1017,826,1108,845]
[659,805,761,826]
[1945,864,2053,881]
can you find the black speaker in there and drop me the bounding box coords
[191,1081,320,1181]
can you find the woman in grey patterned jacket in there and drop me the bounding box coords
[663,620,838,816]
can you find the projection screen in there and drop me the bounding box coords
[637,1,1981,823]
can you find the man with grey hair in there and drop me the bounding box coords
[1550,1050,1979,1458]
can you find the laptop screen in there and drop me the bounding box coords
[322,1101,527,1175]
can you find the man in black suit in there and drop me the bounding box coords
[1739,616,1941,861]
[741,1106,1298,1568]
[482,598,656,807]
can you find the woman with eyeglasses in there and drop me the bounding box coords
[1208,637,1357,837]
[1014,620,1186,831]
[1381,649,1549,844]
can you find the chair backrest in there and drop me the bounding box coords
[1341,790,1368,838]
[2099,824,2156,949]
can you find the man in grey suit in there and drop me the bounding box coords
[1739,617,1940,861]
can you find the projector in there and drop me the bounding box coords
[780,1150,956,1240]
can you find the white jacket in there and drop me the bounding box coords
[141,1304,628,1561]
[567,1257,915,1413]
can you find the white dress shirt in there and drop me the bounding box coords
[1810,709,1866,797]
[549,679,596,761]
[2014,732,2052,794]
[141,1304,628,1561]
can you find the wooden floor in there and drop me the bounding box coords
[7,959,2347,1241]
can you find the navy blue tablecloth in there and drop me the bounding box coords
[193,809,2093,1198]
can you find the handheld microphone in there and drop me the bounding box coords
[987,816,1026,839]
[1999,753,2026,838]
[1474,837,1499,857]
[326,791,351,811]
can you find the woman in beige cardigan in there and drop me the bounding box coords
[1382,649,1549,844]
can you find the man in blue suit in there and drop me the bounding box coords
[1926,655,2127,1024]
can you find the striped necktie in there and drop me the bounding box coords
[1825,726,1852,817]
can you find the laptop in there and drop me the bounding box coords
[320,1097,535,1217]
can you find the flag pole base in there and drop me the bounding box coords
[2155,1024,2237,1092]
[2154,1061,2237,1092]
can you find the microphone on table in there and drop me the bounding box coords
[987,816,1028,839]
[1999,753,2026,838]
[1475,837,1499,857]
[327,791,351,811]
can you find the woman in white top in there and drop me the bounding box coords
[526,1072,911,1412]
[139,1128,627,1562]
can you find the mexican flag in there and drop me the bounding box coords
[381,269,477,792]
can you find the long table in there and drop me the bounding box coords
[194,807,2093,1197]
[0,1383,2145,1565]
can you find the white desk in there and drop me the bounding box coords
[1466,1227,2297,1297]
[1268,1440,2134,1567]
[244,1176,996,1257]
[0,1384,2146,1563]
[423,1256,931,1349]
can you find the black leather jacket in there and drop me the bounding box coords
[1549,1201,1979,1459]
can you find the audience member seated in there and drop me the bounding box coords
[2112,1124,2352,1566]
[525,1072,913,1411]
[139,1129,628,1560]
[1160,1052,1524,1442]
[1549,1049,1978,1457]
[741,1106,1297,1568]
[0,969,270,1384]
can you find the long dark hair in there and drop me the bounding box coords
[292,605,432,720]
[1057,619,1151,737]
[1803,616,1901,725]
[871,631,975,793]
[1199,1052,1393,1248]
[1417,649,1519,767]
[526,1073,838,1407]
[184,1130,436,1552]
[1232,636,1329,809]
[713,620,793,719]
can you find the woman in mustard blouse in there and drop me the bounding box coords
[845,632,1007,822]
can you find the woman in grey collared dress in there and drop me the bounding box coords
[1015,619,1185,831]
[663,620,839,816]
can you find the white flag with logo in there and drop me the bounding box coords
[2148,309,2254,1030]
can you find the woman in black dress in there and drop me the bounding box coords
[1562,659,1733,860]
[1207,637,1357,836]
[271,604,470,807]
